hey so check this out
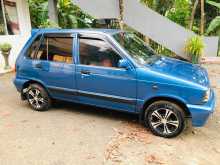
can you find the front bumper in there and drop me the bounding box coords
[187,89,216,127]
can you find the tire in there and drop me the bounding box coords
[144,101,185,138]
[26,83,51,111]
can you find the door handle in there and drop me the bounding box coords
[80,70,91,75]
[35,63,42,69]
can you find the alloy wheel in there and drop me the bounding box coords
[28,89,45,109]
[149,108,180,135]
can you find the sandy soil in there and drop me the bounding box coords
[0,64,219,165]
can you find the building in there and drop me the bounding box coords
[0,0,31,70]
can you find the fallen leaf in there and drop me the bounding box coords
[21,120,28,123]
[86,154,96,160]
[145,154,165,165]
[213,147,220,153]
[1,111,11,117]
[5,123,14,128]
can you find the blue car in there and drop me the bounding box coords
[14,29,216,138]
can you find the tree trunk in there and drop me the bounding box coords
[200,0,205,35]
[189,0,199,30]
[48,0,59,25]
[119,0,124,30]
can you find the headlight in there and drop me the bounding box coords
[203,89,211,102]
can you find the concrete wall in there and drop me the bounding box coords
[0,0,31,69]
[123,0,219,58]
[72,0,120,19]
[203,37,219,57]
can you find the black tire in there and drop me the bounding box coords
[144,101,185,138]
[26,83,51,111]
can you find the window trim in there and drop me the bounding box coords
[76,63,130,71]
[44,33,73,38]
[24,33,76,65]
[26,33,75,65]
[25,34,43,60]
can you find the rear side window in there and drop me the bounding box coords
[26,35,42,59]
[33,35,73,64]
[37,37,73,64]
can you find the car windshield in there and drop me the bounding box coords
[113,32,159,65]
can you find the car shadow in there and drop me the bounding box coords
[51,100,139,123]
[49,100,194,138]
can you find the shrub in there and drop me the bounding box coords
[184,36,204,64]
[0,43,12,52]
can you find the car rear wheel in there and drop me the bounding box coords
[144,101,185,138]
[26,84,51,111]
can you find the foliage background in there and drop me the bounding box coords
[28,0,93,28]
[28,0,220,56]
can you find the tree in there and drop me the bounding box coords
[28,0,93,28]
[140,0,174,15]
[57,0,93,28]
[166,0,191,28]
[119,0,124,30]
[28,0,48,28]
[48,0,58,24]
[200,0,205,34]
[206,0,220,35]
[189,0,199,30]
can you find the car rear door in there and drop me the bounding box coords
[75,33,137,112]
[31,33,77,101]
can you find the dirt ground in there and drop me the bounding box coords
[0,64,220,165]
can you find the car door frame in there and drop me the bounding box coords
[75,32,136,68]
[25,32,78,101]
[75,32,138,112]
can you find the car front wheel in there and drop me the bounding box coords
[144,101,185,138]
[26,84,51,111]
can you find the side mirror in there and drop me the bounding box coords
[118,59,130,70]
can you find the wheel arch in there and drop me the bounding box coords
[21,80,50,99]
[139,96,191,122]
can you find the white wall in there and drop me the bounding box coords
[0,0,31,69]
[73,0,120,19]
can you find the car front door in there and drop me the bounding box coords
[76,34,137,112]
[31,33,77,101]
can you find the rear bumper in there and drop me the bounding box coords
[13,77,28,93]
[187,89,216,127]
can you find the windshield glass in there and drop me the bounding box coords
[113,32,159,65]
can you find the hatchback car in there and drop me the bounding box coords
[14,29,216,138]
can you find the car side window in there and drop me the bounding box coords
[36,36,73,64]
[26,35,42,59]
[79,38,122,68]
[36,37,47,60]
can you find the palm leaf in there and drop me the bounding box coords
[206,0,220,10]
[206,16,220,34]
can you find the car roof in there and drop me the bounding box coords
[32,28,123,36]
